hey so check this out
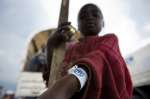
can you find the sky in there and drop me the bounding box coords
[0,0,150,91]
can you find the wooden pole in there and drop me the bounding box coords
[48,0,70,87]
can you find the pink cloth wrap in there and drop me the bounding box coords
[62,34,133,99]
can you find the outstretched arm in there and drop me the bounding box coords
[39,74,80,99]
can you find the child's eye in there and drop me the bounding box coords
[93,13,99,18]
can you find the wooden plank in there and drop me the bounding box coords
[48,0,70,87]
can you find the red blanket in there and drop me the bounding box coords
[63,34,133,99]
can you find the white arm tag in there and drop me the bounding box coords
[68,65,88,90]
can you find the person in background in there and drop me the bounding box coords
[2,90,15,99]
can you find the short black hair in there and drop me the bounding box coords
[78,3,104,21]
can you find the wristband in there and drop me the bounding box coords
[68,65,88,90]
